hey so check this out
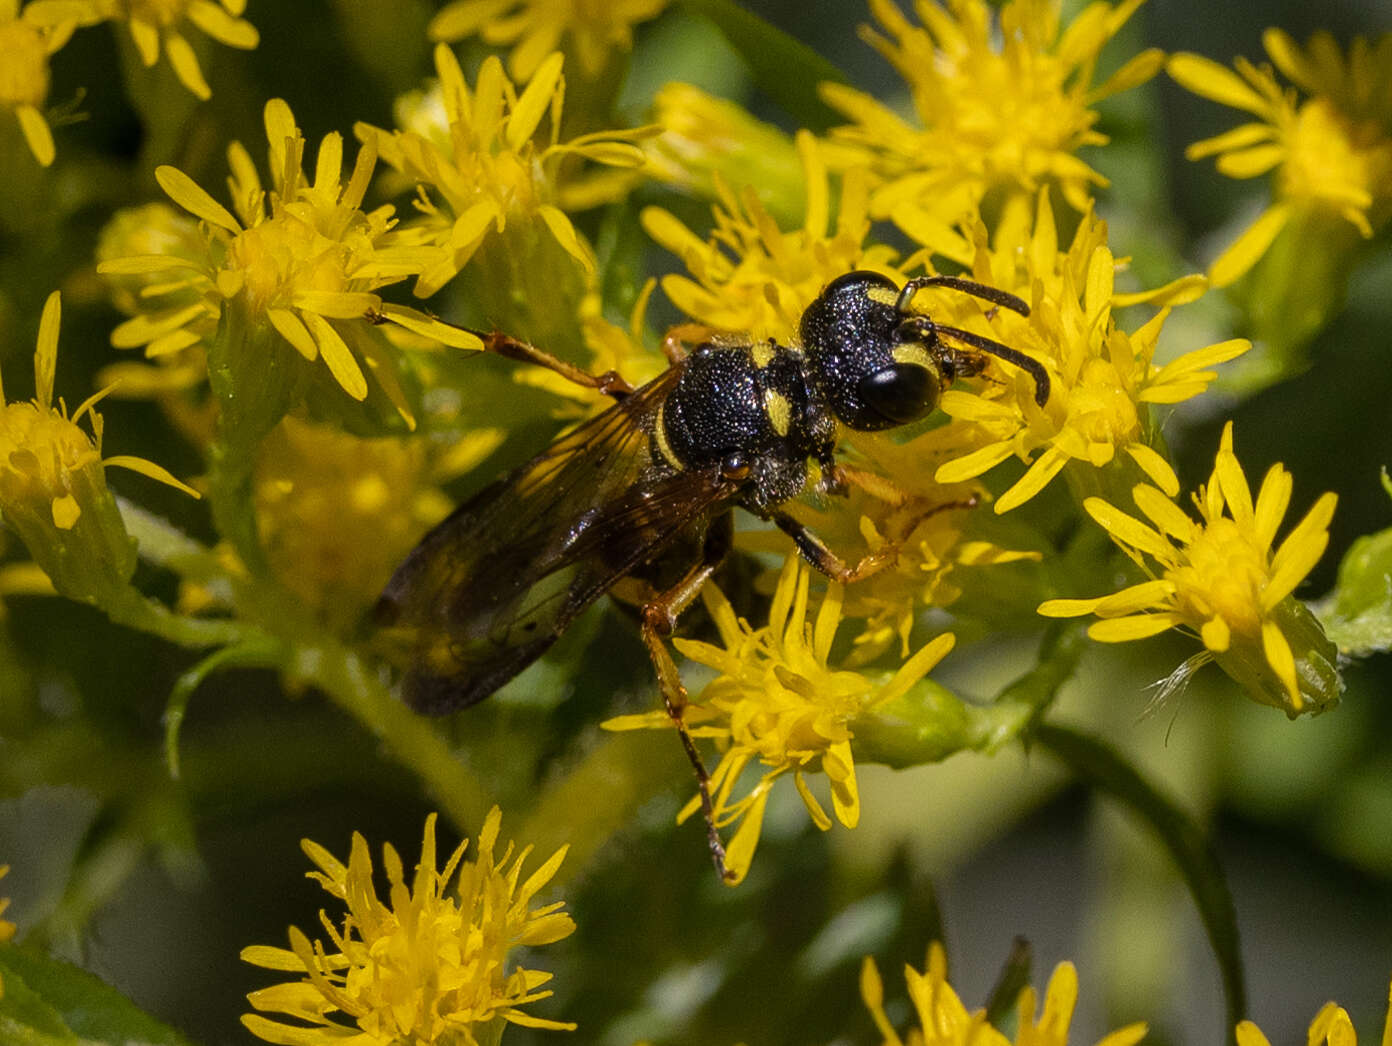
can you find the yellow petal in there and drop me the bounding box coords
[507,51,563,152]
[994,445,1068,514]
[51,493,80,529]
[1261,619,1301,711]
[34,290,61,408]
[156,165,242,233]
[303,312,367,400]
[165,30,211,99]
[1209,204,1291,288]
[103,455,201,498]
[1200,615,1231,652]
[1168,52,1271,115]
[1088,613,1184,642]
[934,440,1015,484]
[15,104,55,167]
[187,0,258,48]
[1215,144,1284,179]
[1126,443,1181,497]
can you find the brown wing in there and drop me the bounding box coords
[375,366,742,714]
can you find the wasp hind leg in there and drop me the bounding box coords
[640,512,735,883]
[482,331,636,400]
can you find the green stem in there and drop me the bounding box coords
[1033,722,1247,1040]
[286,638,491,832]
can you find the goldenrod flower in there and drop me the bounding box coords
[821,0,1164,230]
[861,943,1146,1046]
[98,99,475,410]
[242,810,576,1046]
[1237,976,1392,1046]
[931,193,1244,513]
[428,0,667,80]
[0,0,76,166]
[642,82,805,219]
[28,0,258,100]
[643,131,904,344]
[1038,422,1340,715]
[0,292,197,606]
[251,416,503,630]
[606,557,954,885]
[358,47,649,301]
[1170,30,1392,286]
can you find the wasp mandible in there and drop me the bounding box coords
[375,270,1050,880]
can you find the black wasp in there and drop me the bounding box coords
[375,270,1050,879]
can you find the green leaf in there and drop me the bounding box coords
[1033,724,1246,1037]
[674,0,848,130]
[0,947,193,1046]
[1315,482,1392,656]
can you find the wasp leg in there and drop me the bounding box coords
[771,510,901,583]
[482,331,636,400]
[640,513,735,882]
[660,323,723,364]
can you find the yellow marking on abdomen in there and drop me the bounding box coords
[764,388,792,437]
[751,340,776,368]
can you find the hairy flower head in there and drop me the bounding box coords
[27,0,258,100]
[428,0,667,80]
[861,942,1146,1046]
[930,192,1244,514]
[643,131,903,344]
[357,47,651,299]
[821,0,1164,231]
[97,98,475,413]
[1039,422,1340,715]
[0,0,76,166]
[242,810,575,1046]
[1170,30,1392,286]
[607,557,954,885]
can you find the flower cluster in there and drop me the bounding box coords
[242,810,575,1046]
[607,557,956,884]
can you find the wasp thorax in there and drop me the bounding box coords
[799,270,944,431]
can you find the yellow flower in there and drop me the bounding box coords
[357,47,650,299]
[28,0,258,100]
[606,557,954,885]
[821,0,1164,230]
[931,192,1244,513]
[250,416,503,630]
[642,82,805,219]
[0,0,77,166]
[97,98,476,410]
[242,810,576,1046]
[428,0,667,80]
[861,943,1146,1046]
[1038,421,1340,716]
[0,292,197,605]
[643,130,904,344]
[1170,30,1392,286]
[1237,977,1392,1046]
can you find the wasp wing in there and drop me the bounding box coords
[376,366,740,714]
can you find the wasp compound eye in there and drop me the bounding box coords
[858,363,940,426]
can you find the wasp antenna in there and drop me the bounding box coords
[897,275,1030,317]
[937,323,1051,407]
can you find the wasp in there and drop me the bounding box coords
[375,270,1050,879]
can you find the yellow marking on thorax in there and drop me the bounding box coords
[751,340,776,368]
[764,388,792,437]
[653,402,684,468]
[892,343,933,368]
[867,284,900,307]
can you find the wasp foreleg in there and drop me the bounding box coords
[771,511,898,583]
[482,331,636,400]
[639,513,735,882]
